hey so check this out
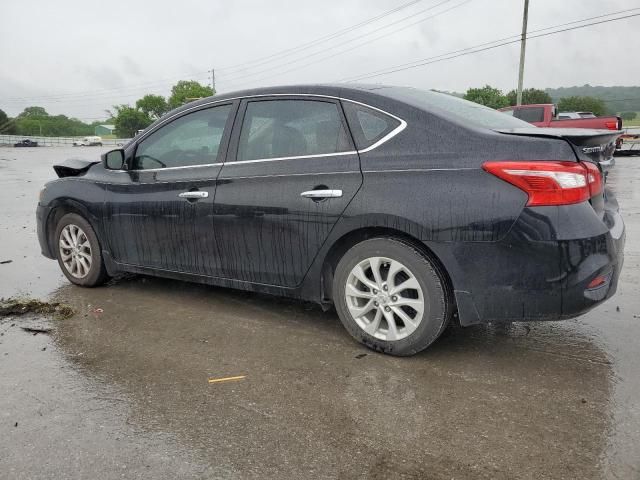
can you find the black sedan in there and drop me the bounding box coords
[36,85,625,355]
[15,139,38,147]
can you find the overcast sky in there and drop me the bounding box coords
[1,0,638,120]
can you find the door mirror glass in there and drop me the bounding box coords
[103,149,125,170]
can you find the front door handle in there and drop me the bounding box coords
[300,189,343,199]
[178,191,209,199]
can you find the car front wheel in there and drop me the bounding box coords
[55,213,109,287]
[333,237,452,356]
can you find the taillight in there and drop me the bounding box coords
[482,161,602,206]
[582,160,603,197]
[605,121,618,130]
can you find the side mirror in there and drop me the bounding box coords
[102,149,125,170]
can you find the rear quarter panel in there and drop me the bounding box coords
[340,100,577,243]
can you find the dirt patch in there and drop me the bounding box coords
[0,297,75,319]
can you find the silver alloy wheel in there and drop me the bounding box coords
[59,224,92,279]
[345,256,425,341]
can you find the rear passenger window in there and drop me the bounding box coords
[514,107,544,123]
[343,102,401,149]
[236,99,352,161]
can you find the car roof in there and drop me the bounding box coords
[170,84,390,114]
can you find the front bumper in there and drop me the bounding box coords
[36,204,55,259]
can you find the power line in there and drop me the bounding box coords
[226,4,638,89]
[338,11,640,83]
[1,0,425,103]
[219,0,464,85]
[338,7,640,82]
[218,0,424,73]
[221,0,472,88]
[1,71,210,103]
[2,7,638,107]
[0,74,211,106]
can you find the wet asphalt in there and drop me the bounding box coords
[0,147,639,479]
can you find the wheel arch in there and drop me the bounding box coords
[318,226,455,307]
[45,199,103,258]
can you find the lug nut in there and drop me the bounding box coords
[374,301,379,307]
[392,296,398,302]
[384,306,391,312]
[372,289,378,294]
[383,285,388,291]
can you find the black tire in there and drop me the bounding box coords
[54,213,109,287]
[333,237,452,356]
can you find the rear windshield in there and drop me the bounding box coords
[379,86,532,130]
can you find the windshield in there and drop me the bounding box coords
[380,86,532,130]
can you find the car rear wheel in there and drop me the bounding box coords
[333,237,452,356]
[55,213,109,287]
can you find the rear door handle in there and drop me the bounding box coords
[300,189,343,199]
[178,191,209,199]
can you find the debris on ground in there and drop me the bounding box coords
[0,260,12,264]
[208,375,247,384]
[20,326,52,335]
[0,297,75,320]
[355,353,368,359]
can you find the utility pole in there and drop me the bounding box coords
[210,68,216,93]
[516,0,529,106]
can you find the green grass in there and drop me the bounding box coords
[0,297,74,319]
[621,112,640,127]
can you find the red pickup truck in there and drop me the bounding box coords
[499,104,622,130]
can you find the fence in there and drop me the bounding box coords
[0,134,131,147]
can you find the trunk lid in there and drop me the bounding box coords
[495,127,620,169]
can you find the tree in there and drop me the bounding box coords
[136,94,169,120]
[506,88,552,106]
[168,80,214,108]
[113,105,152,137]
[557,96,607,116]
[463,85,508,109]
[0,108,17,134]
[18,106,48,117]
[620,111,637,121]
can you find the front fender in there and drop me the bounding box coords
[38,178,107,261]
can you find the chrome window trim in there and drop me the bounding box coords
[230,150,357,165]
[105,163,224,173]
[122,93,407,172]
[123,162,224,173]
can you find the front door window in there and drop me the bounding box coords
[133,104,232,170]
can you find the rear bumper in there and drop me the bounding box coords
[36,204,55,259]
[560,207,624,317]
[429,202,625,325]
